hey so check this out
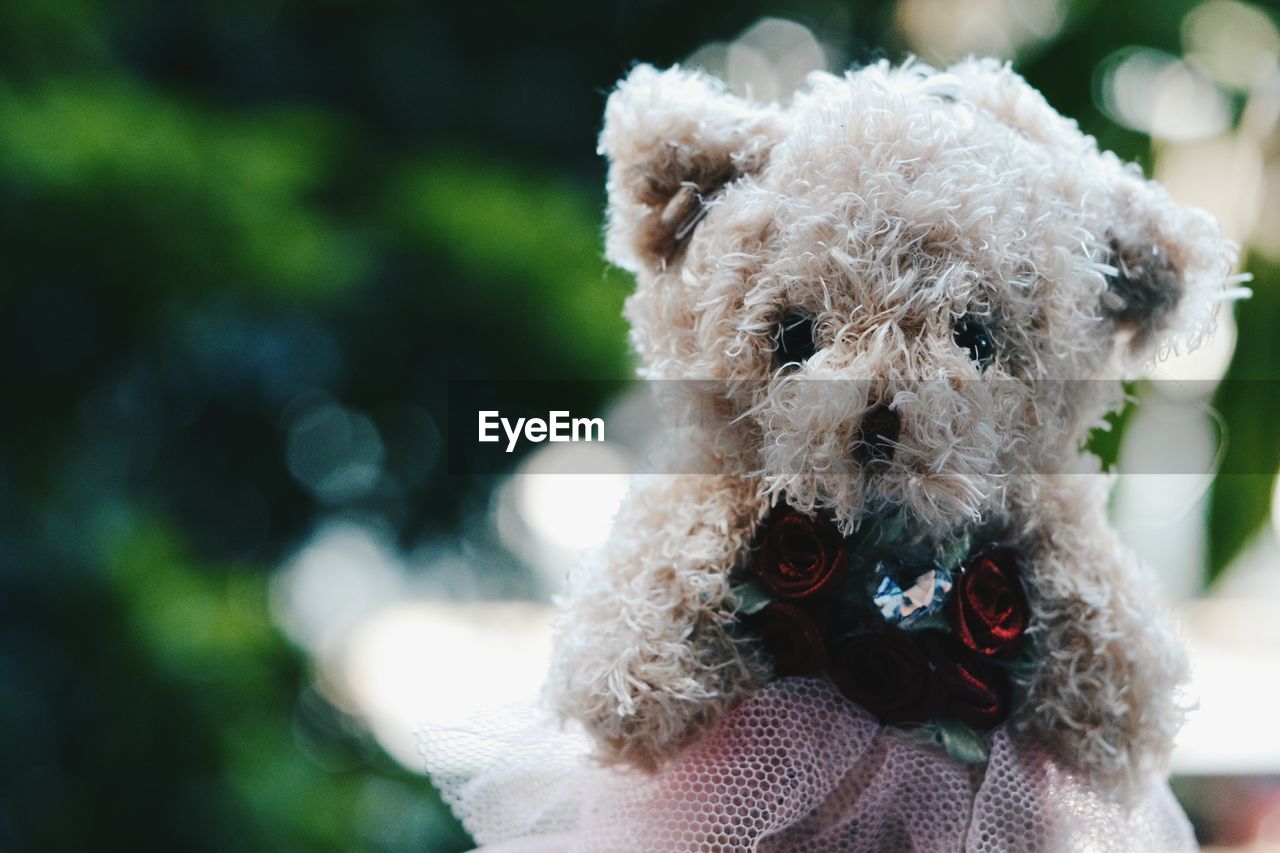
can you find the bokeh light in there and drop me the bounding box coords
[1176,598,1280,775]
[512,443,631,552]
[341,600,555,773]
[1149,305,1238,390]
[285,394,387,504]
[1113,394,1220,602]
[272,522,407,658]
[896,0,1066,64]
[686,18,831,102]
[1182,0,1280,92]
[1157,132,1266,244]
[1098,48,1231,142]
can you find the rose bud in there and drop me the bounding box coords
[948,548,1030,657]
[915,631,1012,731]
[743,602,829,677]
[829,627,945,725]
[754,508,848,599]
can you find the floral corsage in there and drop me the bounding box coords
[732,506,1033,764]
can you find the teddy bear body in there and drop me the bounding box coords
[546,59,1234,849]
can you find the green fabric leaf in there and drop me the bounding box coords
[731,581,774,616]
[934,717,989,765]
[935,532,972,571]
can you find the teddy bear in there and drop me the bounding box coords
[536,57,1236,851]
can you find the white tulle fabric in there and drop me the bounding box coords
[420,677,1194,852]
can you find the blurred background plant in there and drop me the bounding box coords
[1,0,1278,850]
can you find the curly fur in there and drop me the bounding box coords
[549,59,1234,796]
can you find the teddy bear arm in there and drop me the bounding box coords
[1020,526,1189,796]
[549,472,767,770]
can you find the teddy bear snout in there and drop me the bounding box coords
[852,403,901,465]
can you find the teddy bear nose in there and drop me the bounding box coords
[854,404,901,464]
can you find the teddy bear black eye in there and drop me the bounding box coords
[775,312,817,366]
[954,318,995,370]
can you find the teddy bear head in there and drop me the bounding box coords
[601,59,1234,537]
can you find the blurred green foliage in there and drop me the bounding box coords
[106,518,462,851]
[0,80,366,298]
[0,0,1275,851]
[391,156,631,375]
[1210,255,1280,580]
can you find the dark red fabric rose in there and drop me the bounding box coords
[948,548,1029,657]
[915,631,1012,730]
[743,602,829,677]
[754,508,847,599]
[829,627,945,725]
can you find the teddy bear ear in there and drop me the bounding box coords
[1099,236,1185,353]
[1098,188,1237,363]
[946,59,1239,362]
[599,64,783,274]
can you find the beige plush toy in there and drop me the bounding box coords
[539,58,1236,851]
